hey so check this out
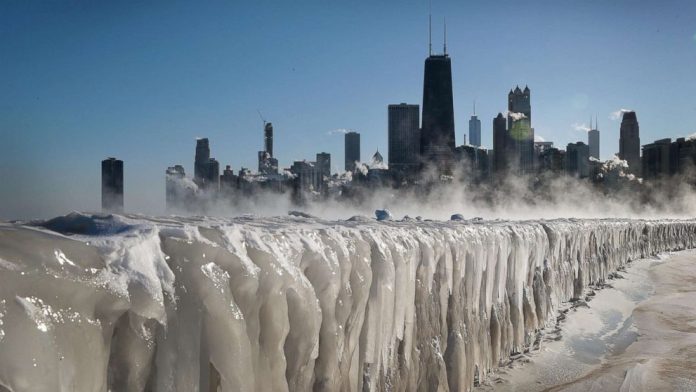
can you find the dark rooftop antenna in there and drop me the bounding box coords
[428,0,432,56]
[443,17,447,55]
[473,99,476,116]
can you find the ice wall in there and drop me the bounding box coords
[1,214,695,392]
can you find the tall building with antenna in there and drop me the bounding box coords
[468,101,481,147]
[588,116,600,160]
[420,15,456,174]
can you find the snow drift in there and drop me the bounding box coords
[1,213,695,392]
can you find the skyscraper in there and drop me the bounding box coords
[194,138,220,189]
[507,86,534,174]
[492,113,509,173]
[101,157,123,212]
[258,121,278,175]
[619,111,641,175]
[345,131,360,172]
[264,122,274,157]
[588,118,600,160]
[165,165,188,211]
[468,102,481,147]
[204,158,220,190]
[194,138,210,184]
[420,30,455,174]
[642,138,673,180]
[316,152,331,181]
[566,142,590,178]
[388,103,420,174]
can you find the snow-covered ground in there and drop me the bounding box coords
[483,250,696,392]
[0,213,695,391]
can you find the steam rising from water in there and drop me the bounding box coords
[165,162,696,221]
[610,108,633,120]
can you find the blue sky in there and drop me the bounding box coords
[1,0,696,219]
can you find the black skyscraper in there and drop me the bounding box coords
[421,53,456,174]
[619,111,641,176]
[194,138,210,184]
[345,132,360,172]
[264,122,274,157]
[388,103,420,174]
[102,157,123,212]
[194,138,220,189]
[492,113,509,173]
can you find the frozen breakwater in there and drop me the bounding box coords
[1,214,695,392]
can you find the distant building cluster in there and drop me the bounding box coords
[100,25,696,213]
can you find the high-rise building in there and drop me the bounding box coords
[468,102,481,147]
[204,158,220,190]
[454,145,489,180]
[290,160,320,193]
[619,111,641,176]
[194,138,221,189]
[566,142,590,178]
[642,138,673,179]
[345,131,361,172]
[420,42,455,174]
[102,157,124,212]
[492,113,509,173]
[220,165,239,194]
[258,151,278,175]
[258,121,278,175]
[672,137,696,174]
[388,103,420,174]
[538,147,565,173]
[316,152,331,182]
[588,118,600,160]
[194,138,210,184]
[507,86,534,174]
[264,122,274,157]
[165,165,189,211]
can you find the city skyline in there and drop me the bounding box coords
[2,1,696,219]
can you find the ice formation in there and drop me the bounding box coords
[0,213,695,392]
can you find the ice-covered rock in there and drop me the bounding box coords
[287,210,317,219]
[0,215,695,391]
[375,209,392,221]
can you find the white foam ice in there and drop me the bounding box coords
[0,213,695,391]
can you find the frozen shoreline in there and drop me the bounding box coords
[2,214,696,391]
[481,250,696,391]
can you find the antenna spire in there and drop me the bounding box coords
[428,0,432,56]
[473,99,476,116]
[443,17,447,55]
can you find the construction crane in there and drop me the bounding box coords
[257,109,267,126]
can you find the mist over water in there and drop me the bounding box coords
[162,160,696,222]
